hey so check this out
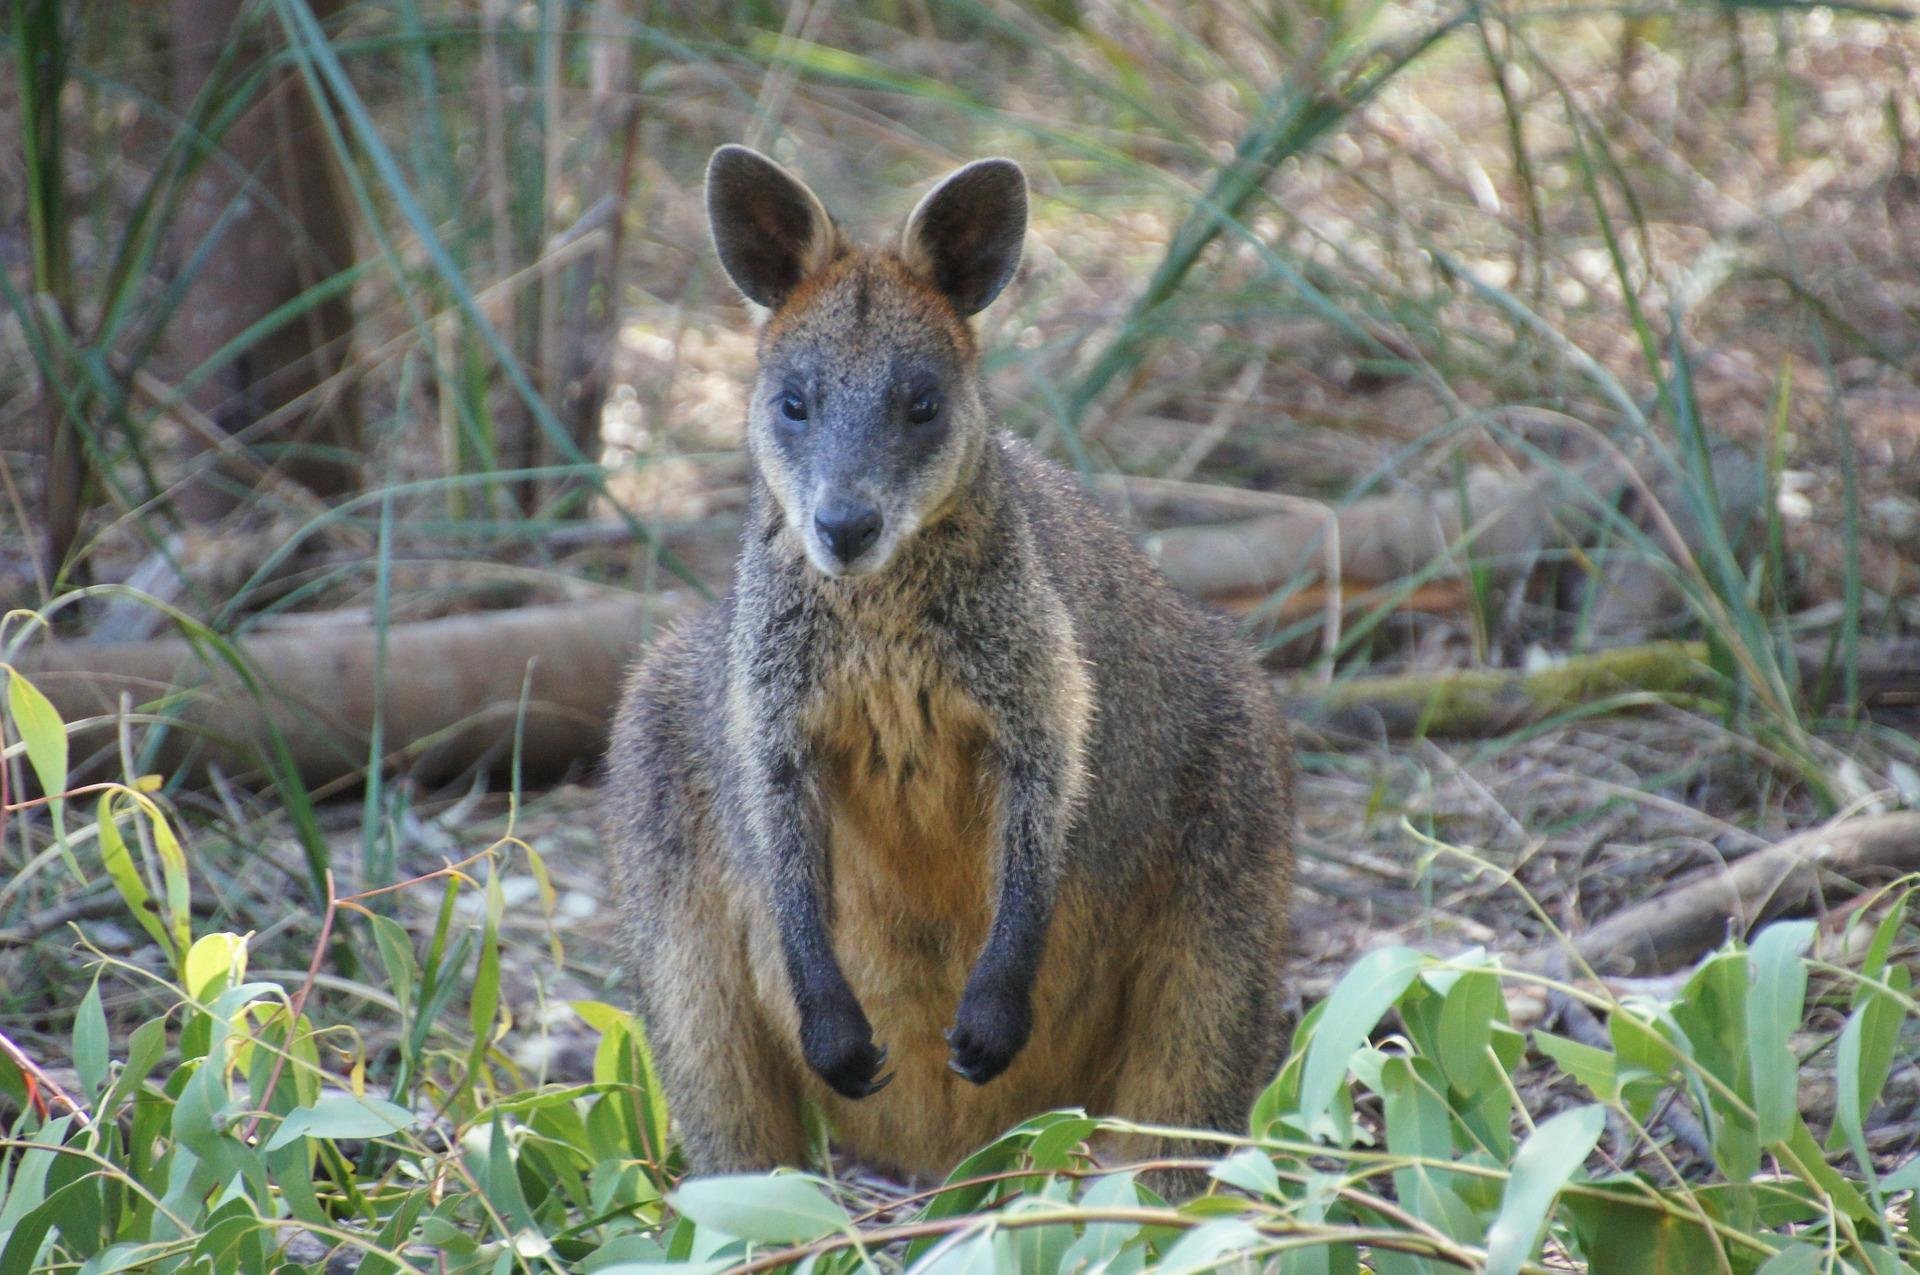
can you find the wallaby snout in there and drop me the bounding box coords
[814,498,883,567]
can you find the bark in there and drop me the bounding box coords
[167,0,361,520]
[19,0,86,591]
[557,0,644,467]
[1138,439,1765,643]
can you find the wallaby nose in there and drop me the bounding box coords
[814,502,883,565]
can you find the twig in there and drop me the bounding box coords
[1163,356,1268,483]
[0,1028,92,1128]
[240,867,337,1144]
[1547,976,1713,1164]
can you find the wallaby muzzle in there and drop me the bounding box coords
[814,498,884,567]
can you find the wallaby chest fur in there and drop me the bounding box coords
[605,147,1293,1188]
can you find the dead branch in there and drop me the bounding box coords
[1568,812,1920,975]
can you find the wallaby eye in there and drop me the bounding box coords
[778,393,808,423]
[905,393,941,425]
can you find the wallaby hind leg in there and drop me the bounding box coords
[619,859,809,1174]
[1102,864,1288,1196]
[1105,925,1282,1198]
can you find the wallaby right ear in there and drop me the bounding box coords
[900,158,1027,315]
[706,145,839,309]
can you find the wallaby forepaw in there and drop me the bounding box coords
[944,987,1031,1085]
[802,1006,893,1099]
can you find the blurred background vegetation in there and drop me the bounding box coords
[3,0,1920,1268]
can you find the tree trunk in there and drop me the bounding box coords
[17,0,86,592]
[166,0,361,520]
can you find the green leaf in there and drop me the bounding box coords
[1025,1114,1097,1170]
[468,868,504,1054]
[262,1094,417,1151]
[1532,1031,1616,1099]
[0,1179,96,1275]
[1010,1185,1080,1273]
[8,668,68,808]
[476,1111,539,1234]
[1836,961,1908,1209]
[1210,1148,1281,1196]
[1160,1219,1263,1272]
[99,1015,165,1122]
[1783,1115,1872,1224]
[1753,1243,1826,1275]
[1881,1154,1920,1193]
[916,1228,1018,1274]
[1061,1171,1143,1271]
[1270,1171,1355,1275]
[1746,920,1815,1146]
[1435,967,1502,1096]
[578,1234,670,1272]
[1856,893,1908,988]
[0,1116,72,1237]
[183,931,248,1003]
[369,913,418,1019]
[1297,946,1425,1137]
[144,800,194,972]
[1484,1105,1604,1275]
[95,794,174,962]
[669,1174,850,1244]
[1562,1185,1722,1275]
[72,979,108,1102]
[1380,1054,1467,1268]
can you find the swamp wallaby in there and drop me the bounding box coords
[605,145,1294,1187]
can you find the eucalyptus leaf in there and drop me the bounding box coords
[1484,1105,1604,1275]
[262,1095,417,1151]
[669,1174,850,1245]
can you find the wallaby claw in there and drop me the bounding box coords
[807,1027,891,1100]
[944,1008,1024,1086]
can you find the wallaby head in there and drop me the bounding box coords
[705,144,1027,578]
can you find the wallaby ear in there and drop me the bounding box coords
[900,158,1027,315]
[706,145,839,309]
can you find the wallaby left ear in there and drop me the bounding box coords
[707,144,840,309]
[900,158,1027,315]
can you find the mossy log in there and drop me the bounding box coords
[1294,638,1920,739]
[1293,642,1719,738]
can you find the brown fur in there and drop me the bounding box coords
[605,148,1294,1191]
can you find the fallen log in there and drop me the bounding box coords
[17,594,696,790]
[1568,812,1920,975]
[1141,463,1581,607]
